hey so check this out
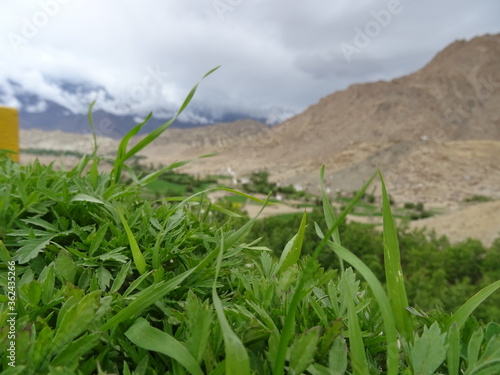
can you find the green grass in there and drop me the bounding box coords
[1,71,500,374]
[464,195,494,203]
[21,148,85,158]
[146,179,187,196]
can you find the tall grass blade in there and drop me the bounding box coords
[111,113,153,184]
[212,233,251,375]
[320,165,343,271]
[446,323,461,375]
[273,247,312,373]
[110,66,219,184]
[445,279,500,332]
[319,165,340,245]
[124,67,220,160]
[378,169,413,341]
[330,241,399,375]
[125,317,204,375]
[87,99,98,155]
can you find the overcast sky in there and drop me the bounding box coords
[1,0,499,125]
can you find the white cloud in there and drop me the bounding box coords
[0,0,499,125]
[26,100,48,113]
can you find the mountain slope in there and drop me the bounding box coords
[171,34,500,203]
[210,34,499,168]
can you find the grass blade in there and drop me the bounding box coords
[272,210,312,375]
[87,99,98,155]
[320,165,343,272]
[109,261,131,294]
[125,317,204,375]
[110,67,219,185]
[446,323,461,375]
[445,280,500,332]
[212,233,251,375]
[111,113,153,184]
[319,165,341,245]
[88,222,108,257]
[124,67,220,160]
[273,270,308,375]
[330,241,399,375]
[71,193,105,205]
[378,169,413,341]
[100,266,200,331]
[115,204,147,275]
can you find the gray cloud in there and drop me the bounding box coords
[1,0,499,125]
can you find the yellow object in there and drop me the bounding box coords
[0,107,19,162]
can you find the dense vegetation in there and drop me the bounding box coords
[248,210,500,323]
[1,70,500,374]
[21,148,86,159]
[241,170,308,200]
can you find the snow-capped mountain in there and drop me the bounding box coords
[0,78,253,137]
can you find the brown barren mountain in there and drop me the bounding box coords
[178,34,500,205]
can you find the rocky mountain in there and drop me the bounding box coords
[169,34,500,206]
